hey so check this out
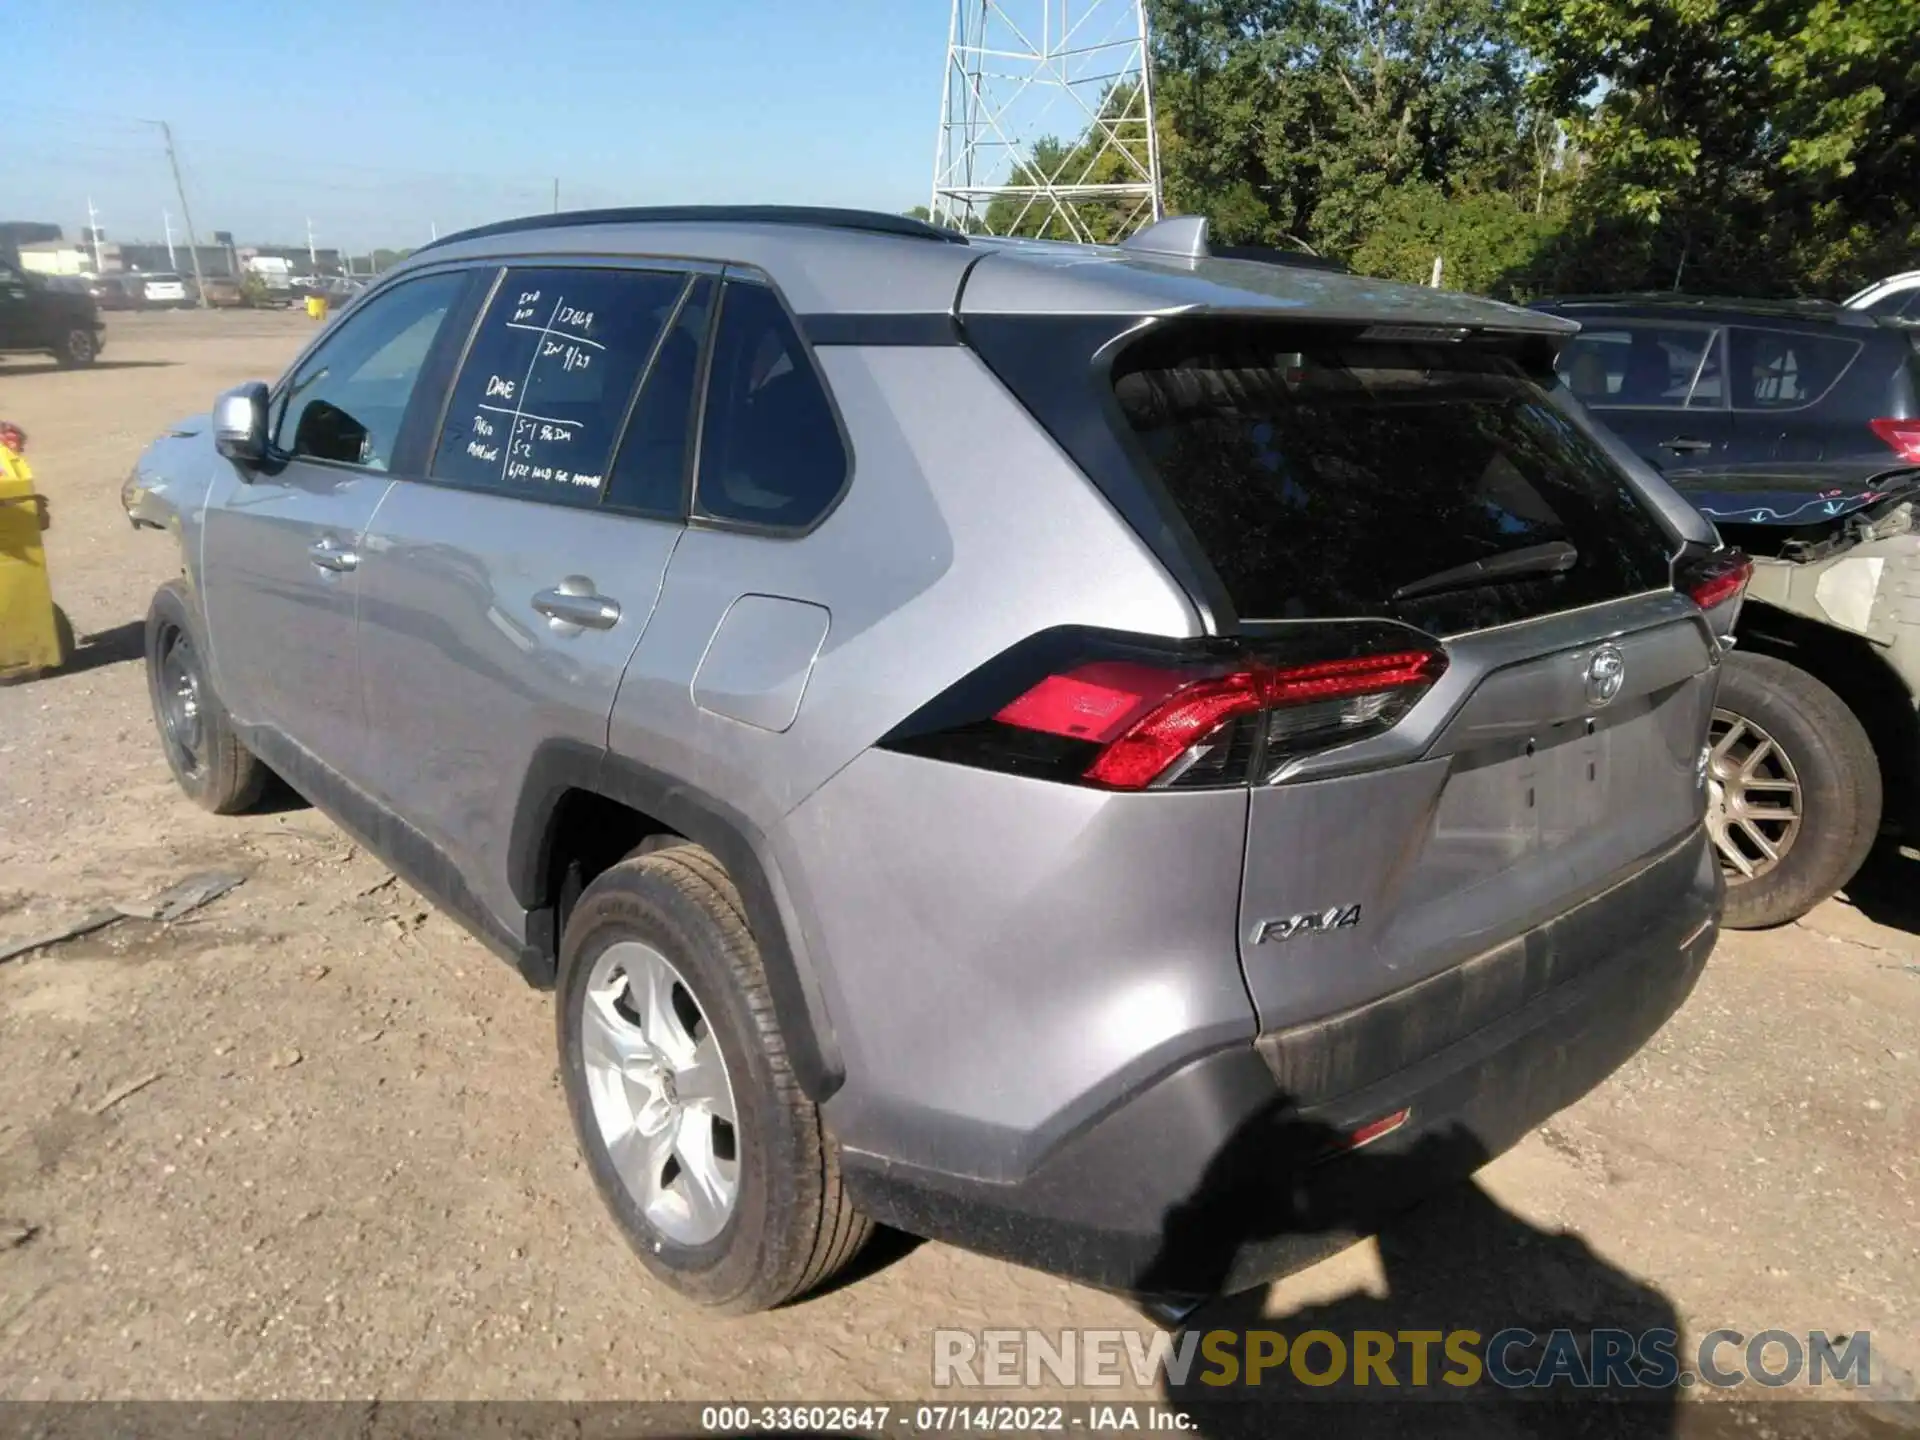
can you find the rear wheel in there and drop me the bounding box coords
[52,327,97,368]
[557,844,870,1312]
[144,581,268,814]
[1709,652,1880,928]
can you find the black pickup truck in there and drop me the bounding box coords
[0,258,106,367]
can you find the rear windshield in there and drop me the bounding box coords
[1110,322,1675,632]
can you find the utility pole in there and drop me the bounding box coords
[85,197,104,272]
[163,209,177,269]
[157,121,209,308]
[306,217,317,270]
[553,178,560,213]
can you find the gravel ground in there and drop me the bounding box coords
[0,310,1915,1433]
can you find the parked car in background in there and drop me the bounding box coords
[1847,271,1920,320]
[1533,296,1920,471]
[1538,296,1920,925]
[133,273,191,309]
[0,258,105,366]
[187,276,244,308]
[83,274,143,311]
[1656,456,1920,926]
[124,205,1735,1314]
[242,255,296,306]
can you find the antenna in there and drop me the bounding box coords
[931,0,1163,242]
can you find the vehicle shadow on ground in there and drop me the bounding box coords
[59,619,145,676]
[1141,1113,1685,1438]
[1837,841,1920,936]
[808,1224,927,1300]
[0,359,178,377]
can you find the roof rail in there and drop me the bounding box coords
[415,205,970,255]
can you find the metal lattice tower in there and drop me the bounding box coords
[931,0,1162,242]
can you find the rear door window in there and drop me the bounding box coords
[1111,321,1674,632]
[692,279,847,530]
[1727,327,1861,410]
[1555,324,1720,408]
[430,265,689,506]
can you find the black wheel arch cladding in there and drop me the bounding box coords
[508,740,846,1101]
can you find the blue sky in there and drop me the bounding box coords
[9,0,954,254]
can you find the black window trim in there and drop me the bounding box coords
[400,254,722,522]
[1684,325,1728,411]
[1563,319,1728,413]
[598,270,703,522]
[682,264,857,541]
[1725,324,1864,414]
[261,264,485,482]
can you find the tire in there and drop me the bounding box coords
[52,327,97,368]
[557,844,870,1312]
[144,580,268,815]
[1710,651,1881,929]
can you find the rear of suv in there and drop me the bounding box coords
[125,207,1731,1311]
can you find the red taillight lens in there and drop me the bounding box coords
[1678,550,1752,612]
[1081,670,1268,788]
[1871,418,1920,464]
[988,647,1444,791]
[992,662,1192,744]
[882,626,1448,791]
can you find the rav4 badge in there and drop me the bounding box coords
[1253,905,1362,944]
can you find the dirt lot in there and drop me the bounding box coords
[1,309,1917,1426]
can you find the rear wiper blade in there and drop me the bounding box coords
[1391,540,1579,602]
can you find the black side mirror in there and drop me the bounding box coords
[212,381,270,466]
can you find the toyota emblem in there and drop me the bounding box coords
[1585,644,1626,707]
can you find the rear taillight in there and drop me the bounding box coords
[882,627,1447,791]
[1676,549,1752,611]
[1871,418,1920,464]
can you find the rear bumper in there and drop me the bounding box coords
[842,828,1720,1297]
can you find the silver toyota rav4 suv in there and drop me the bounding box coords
[124,207,1743,1313]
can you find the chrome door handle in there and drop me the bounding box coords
[533,578,621,630]
[308,537,359,572]
[1661,436,1713,454]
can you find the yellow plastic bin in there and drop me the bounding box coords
[0,437,63,679]
[306,293,329,321]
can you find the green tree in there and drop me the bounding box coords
[1350,182,1562,293]
[1514,0,1920,294]
[1150,0,1555,258]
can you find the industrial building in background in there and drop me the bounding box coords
[931,0,1162,241]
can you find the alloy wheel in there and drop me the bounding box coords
[1706,708,1803,883]
[581,940,739,1246]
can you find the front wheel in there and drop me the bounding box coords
[1709,652,1880,929]
[145,581,268,814]
[557,844,870,1312]
[53,327,97,368]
